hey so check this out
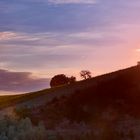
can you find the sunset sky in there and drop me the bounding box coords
[0,0,140,94]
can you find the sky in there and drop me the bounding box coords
[0,0,140,94]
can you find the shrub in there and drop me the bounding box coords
[0,116,47,140]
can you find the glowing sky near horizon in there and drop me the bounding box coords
[0,0,140,94]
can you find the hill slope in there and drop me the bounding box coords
[1,65,140,139]
[0,65,140,110]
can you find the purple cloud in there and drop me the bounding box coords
[0,69,50,93]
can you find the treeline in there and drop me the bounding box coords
[50,70,92,87]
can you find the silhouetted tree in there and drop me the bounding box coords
[69,76,76,84]
[80,70,92,80]
[50,74,69,87]
[50,75,77,87]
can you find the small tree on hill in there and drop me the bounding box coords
[80,70,92,80]
[50,74,69,87]
[50,74,76,87]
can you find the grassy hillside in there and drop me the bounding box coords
[0,65,140,110]
[0,87,61,109]
[29,65,140,125]
[1,65,140,140]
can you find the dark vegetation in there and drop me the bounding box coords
[50,74,76,87]
[13,65,140,128]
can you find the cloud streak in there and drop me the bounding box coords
[0,30,122,74]
[0,69,50,93]
[48,0,97,4]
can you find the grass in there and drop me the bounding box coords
[0,87,57,109]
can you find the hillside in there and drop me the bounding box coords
[1,65,140,139]
[0,65,140,110]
